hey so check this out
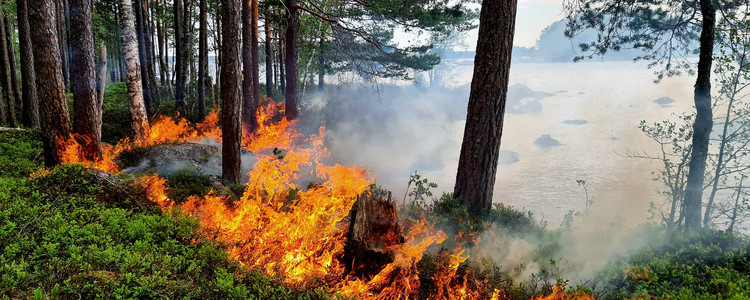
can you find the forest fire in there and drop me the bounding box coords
[56,110,222,172]
[51,100,593,299]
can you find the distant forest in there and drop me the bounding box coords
[443,19,698,63]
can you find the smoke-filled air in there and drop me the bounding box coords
[2,0,750,299]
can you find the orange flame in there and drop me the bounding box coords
[531,285,595,300]
[133,175,174,212]
[56,101,524,299]
[57,110,222,173]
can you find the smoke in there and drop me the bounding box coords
[293,59,696,285]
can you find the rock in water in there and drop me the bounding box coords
[654,96,675,106]
[499,150,519,165]
[562,119,588,125]
[343,189,403,278]
[535,134,563,148]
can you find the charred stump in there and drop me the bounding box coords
[343,189,404,278]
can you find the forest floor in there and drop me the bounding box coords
[1,84,750,299]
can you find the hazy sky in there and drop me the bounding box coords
[461,0,565,49]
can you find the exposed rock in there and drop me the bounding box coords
[120,141,256,181]
[535,134,563,148]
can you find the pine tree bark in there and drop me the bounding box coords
[0,14,17,127]
[134,0,154,115]
[55,0,70,90]
[453,0,517,213]
[683,0,716,231]
[221,0,242,184]
[156,0,169,88]
[17,0,40,129]
[264,9,272,98]
[5,18,22,117]
[214,9,221,104]
[174,0,185,110]
[283,0,298,119]
[120,0,150,142]
[115,4,126,82]
[197,0,207,117]
[28,0,72,166]
[279,38,285,95]
[70,0,102,159]
[0,89,5,125]
[241,0,258,130]
[250,0,259,117]
[96,46,107,110]
[140,0,158,109]
[182,0,193,102]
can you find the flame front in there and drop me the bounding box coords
[54,100,586,299]
[57,110,222,173]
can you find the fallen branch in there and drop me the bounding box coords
[0,127,25,132]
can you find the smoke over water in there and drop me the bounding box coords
[297,60,696,281]
[303,60,694,225]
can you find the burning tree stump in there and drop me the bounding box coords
[343,189,404,278]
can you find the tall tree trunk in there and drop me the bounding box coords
[134,0,154,115]
[5,18,22,117]
[279,37,285,96]
[284,0,297,120]
[250,0,259,118]
[214,8,221,104]
[55,0,70,90]
[221,0,241,184]
[318,34,324,90]
[70,0,102,159]
[120,0,150,142]
[143,0,160,106]
[197,0,206,117]
[96,46,107,110]
[683,0,716,231]
[115,3,126,82]
[241,0,258,130]
[148,1,158,82]
[453,0,517,213]
[174,0,185,110]
[182,0,193,105]
[0,83,4,125]
[17,0,40,129]
[264,10,272,98]
[0,14,17,127]
[117,2,126,83]
[156,0,168,88]
[273,28,278,90]
[28,0,72,166]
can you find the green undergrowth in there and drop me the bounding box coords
[4,117,750,299]
[0,130,43,179]
[400,174,750,299]
[594,226,750,299]
[0,164,331,299]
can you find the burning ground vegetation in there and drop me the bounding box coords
[26,99,595,299]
